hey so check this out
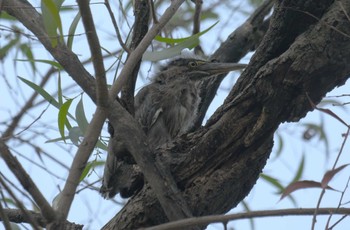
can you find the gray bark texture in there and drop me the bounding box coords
[102,0,350,229]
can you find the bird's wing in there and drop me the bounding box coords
[135,84,171,147]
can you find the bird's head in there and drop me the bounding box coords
[153,57,247,84]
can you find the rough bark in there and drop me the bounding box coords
[103,0,350,229]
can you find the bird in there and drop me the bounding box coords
[100,55,247,199]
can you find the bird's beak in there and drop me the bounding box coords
[197,62,247,75]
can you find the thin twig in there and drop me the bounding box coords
[0,176,41,230]
[144,208,350,230]
[0,202,12,230]
[326,176,350,228]
[104,0,130,53]
[149,0,159,23]
[0,139,56,224]
[311,127,350,230]
[1,68,55,141]
[192,0,204,55]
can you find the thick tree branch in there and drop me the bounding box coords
[193,0,274,128]
[104,0,130,53]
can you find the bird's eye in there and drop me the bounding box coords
[188,61,198,68]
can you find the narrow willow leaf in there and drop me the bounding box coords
[260,173,284,192]
[321,164,349,188]
[41,0,63,47]
[19,44,36,74]
[96,139,108,151]
[57,73,63,106]
[0,35,20,59]
[154,21,219,44]
[45,136,69,143]
[18,76,60,108]
[58,99,73,141]
[16,59,63,70]
[67,11,81,49]
[80,161,105,181]
[75,97,89,134]
[291,155,305,182]
[69,126,83,146]
[80,161,93,181]
[144,21,219,61]
[280,180,336,201]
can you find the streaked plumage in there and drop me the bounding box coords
[100,56,247,199]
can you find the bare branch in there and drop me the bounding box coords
[77,0,109,108]
[0,201,13,230]
[55,108,107,219]
[192,0,204,55]
[149,0,159,24]
[0,208,83,229]
[0,173,43,229]
[144,208,350,230]
[104,0,130,53]
[2,67,55,141]
[0,139,57,224]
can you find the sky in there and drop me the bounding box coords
[1,1,350,229]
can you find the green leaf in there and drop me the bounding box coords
[41,0,63,47]
[69,126,83,146]
[291,155,305,183]
[96,139,108,151]
[154,35,191,44]
[0,12,17,21]
[80,161,105,181]
[273,132,284,159]
[144,21,219,61]
[58,99,73,141]
[16,59,63,70]
[80,161,93,181]
[57,73,63,106]
[260,173,284,192]
[19,75,76,124]
[67,11,81,49]
[18,76,60,108]
[19,44,36,75]
[45,136,69,143]
[0,35,20,60]
[75,97,89,134]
